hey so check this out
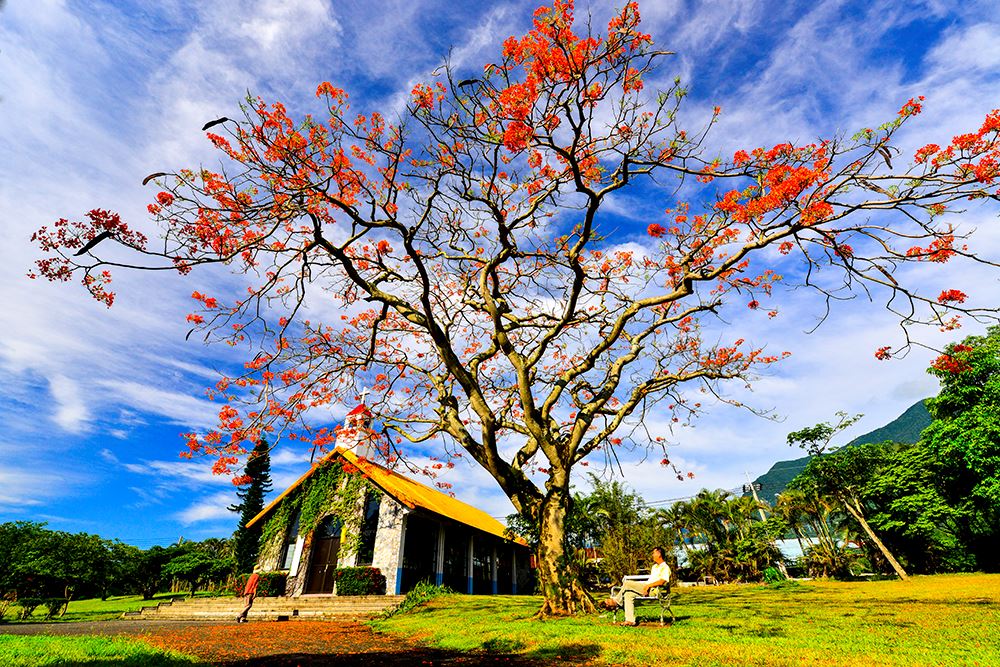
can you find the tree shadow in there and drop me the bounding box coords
[525,642,601,663]
[211,646,571,666]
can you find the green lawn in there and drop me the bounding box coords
[2,591,231,623]
[0,635,203,666]
[372,573,1000,666]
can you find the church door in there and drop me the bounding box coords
[305,516,342,594]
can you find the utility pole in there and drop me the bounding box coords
[744,472,768,521]
[746,472,789,578]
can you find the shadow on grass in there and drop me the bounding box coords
[11,659,201,667]
[210,646,595,666]
[525,642,601,662]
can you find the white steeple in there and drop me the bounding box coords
[339,403,374,459]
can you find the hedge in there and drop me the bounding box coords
[334,567,386,595]
[12,597,68,619]
[234,571,287,597]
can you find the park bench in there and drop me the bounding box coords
[609,574,675,625]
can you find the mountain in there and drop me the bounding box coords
[751,399,932,498]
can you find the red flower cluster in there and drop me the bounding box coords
[937,289,968,304]
[931,344,974,374]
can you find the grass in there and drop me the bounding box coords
[0,635,204,666]
[1,591,231,623]
[371,573,1000,666]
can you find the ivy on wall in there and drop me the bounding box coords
[260,458,382,566]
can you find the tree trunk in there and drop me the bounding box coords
[535,488,597,617]
[841,495,909,581]
[59,588,73,617]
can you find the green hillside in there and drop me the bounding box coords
[752,399,932,498]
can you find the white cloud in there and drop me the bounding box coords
[122,459,233,486]
[97,380,220,430]
[175,492,239,525]
[48,374,89,433]
[0,465,88,510]
[269,447,312,467]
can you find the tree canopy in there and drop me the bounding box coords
[922,326,1000,568]
[30,0,1000,613]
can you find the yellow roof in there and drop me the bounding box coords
[247,447,521,543]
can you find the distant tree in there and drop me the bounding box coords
[135,545,183,600]
[101,541,144,600]
[163,548,233,598]
[663,489,780,582]
[772,488,858,578]
[0,521,48,597]
[860,441,969,573]
[229,438,272,573]
[788,413,909,580]
[922,326,1000,570]
[586,477,655,584]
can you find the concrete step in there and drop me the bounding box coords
[122,595,404,621]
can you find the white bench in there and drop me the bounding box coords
[609,574,675,625]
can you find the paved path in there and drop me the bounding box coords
[1,619,560,666]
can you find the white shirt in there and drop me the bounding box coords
[647,561,670,585]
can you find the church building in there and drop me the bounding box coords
[246,405,533,596]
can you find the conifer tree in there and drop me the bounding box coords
[229,439,272,573]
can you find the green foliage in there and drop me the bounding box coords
[583,476,661,586]
[15,599,43,620]
[922,326,1000,570]
[162,550,233,598]
[229,439,273,574]
[234,571,287,597]
[0,522,143,601]
[659,489,781,582]
[333,566,386,595]
[789,415,910,579]
[376,580,453,619]
[259,458,374,564]
[0,635,202,666]
[135,545,186,600]
[861,442,970,573]
[779,328,1000,576]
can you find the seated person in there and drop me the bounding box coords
[605,546,670,626]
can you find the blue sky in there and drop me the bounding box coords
[2,0,999,547]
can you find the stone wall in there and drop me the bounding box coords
[371,496,407,594]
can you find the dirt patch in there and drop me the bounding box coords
[1,619,552,665]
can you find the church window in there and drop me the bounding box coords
[279,511,300,570]
[472,536,495,594]
[443,526,470,592]
[355,493,381,566]
[400,514,439,593]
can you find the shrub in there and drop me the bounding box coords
[0,592,16,621]
[234,571,287,597]
[333,567,386,595]
[16,598,43,620]
[377,580,452,619]
[763,567,786,584]
[41,598,69,619]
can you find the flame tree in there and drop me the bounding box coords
[31,1,1000,614]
